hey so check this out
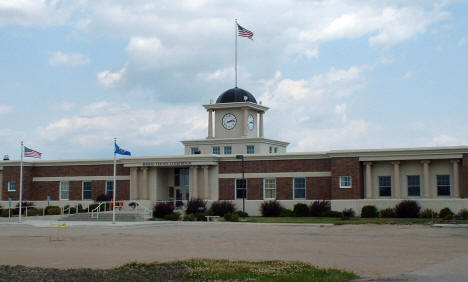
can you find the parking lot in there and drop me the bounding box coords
[0,221,467,280]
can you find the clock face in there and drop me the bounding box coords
[248,114,255,130]
[222,113,237,130]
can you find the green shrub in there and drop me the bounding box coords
[88,203,100,211]
[379,208,396,218]
[210,201,236,217]
[309,200,331,217]
[419,208,437,218]
[260,200,282,217]
[280,208,294,217]
[342,208,355,218]
[26,207,41,216]
[394,200,420,218]
[45,206,61,215]
[163,212,180,221]
[361,205,378,218]
[224,212,240,222]
[186,198,207,215]
[233,210,248,218]
[153,202,174,218]
[293,203,309,217]
[14,202,34,215]
[183,213,196,221]
[195,211,213,221]
[1,209,10,217]
[439,207,453,219]
[321,211,342,217]
[458,209,468,220]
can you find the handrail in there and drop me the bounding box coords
[91,202,105,220]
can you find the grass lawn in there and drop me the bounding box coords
[0,259,358,281]
[244,216,467,225]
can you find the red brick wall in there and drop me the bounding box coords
[306,177,332,200]
[2,164,130,201]
[219,178,235,200]
[219,159,331,173]
[330,157,363,199]
[463,154,468,198]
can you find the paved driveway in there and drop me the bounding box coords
[0,221,467,280]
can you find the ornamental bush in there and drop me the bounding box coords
[183,213,196,221]
[153,202,174,218]
[439,207,453,219]
[379,208,396,218]
[260,200,282,217]
[164,212,180,221]
[458,209,468,220]
[309,200,331,217]
[361,205,378,218]
[195,211,213,221]
[321,211,342,218]
[293,203,309,217]
[280,208,294,217]
[26,207,41,216]
[233,210,248,218]
[394,200,420,218]
[14,202,34,215]
[186,198,207,215]
[224,212,240,222]
[342,208,355,218]
[209,201,236,217]
[45,206,61,215]
[419,208,437,219]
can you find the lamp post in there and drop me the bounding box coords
[235,154,246,218]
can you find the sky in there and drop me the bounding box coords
[0,0,467,160]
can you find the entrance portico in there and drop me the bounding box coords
[125,157,218,202]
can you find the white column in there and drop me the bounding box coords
[421,160,431,198]
[142,167,148,200]
[242,107,248,136]
[207,109,213,139]
[392,161,401,199]
[364,162,373,199]
[130,168,139,200]
[451,160,460,198]
[203,165,209,200]
[259,112,264,138]
[192,166,198,199]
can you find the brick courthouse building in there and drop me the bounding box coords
[1,88,468,215]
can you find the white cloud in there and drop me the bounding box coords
[459,37,466,47]
[51,101,73,111]
[97,67,126,88]
[431,135,459,146]
[49,51,90,66]
[0,105,12,114]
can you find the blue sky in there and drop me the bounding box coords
[0,0,467,160]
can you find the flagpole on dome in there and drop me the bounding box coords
[235,18,238,88]
[112,137,117,224]
[19,141,24,223]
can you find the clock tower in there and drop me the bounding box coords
[181,87,289,155]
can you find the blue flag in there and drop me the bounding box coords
[114,143,131,156]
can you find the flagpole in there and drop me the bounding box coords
[235,19,238,88]
[112,137,117,224]
[19,141,23,223]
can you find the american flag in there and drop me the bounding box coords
[237,23,253,40]
[24,146,42,158]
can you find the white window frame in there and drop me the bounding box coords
[293,178,306,200]
[235,178,247,200]
[106,180,114,198]
[224,146,232,155]
[378,176,392,197]
[263,178,276,200]
[436,174,451,197]
[339,176,352,188]
[212,146,220,154]
[7,181,16,192]
[407,175,421,197]
[246,145,255,154]
[82,181,92,200]
[190,147,199,154]
[60,181,70,201]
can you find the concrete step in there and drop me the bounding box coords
[60,212,146,222]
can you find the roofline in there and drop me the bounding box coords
[203,102,269,112]
[181,137,290,146]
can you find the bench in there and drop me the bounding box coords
[205,216,220,222]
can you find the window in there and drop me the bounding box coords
[7,181,16,192]
[60,181,70,200]
[437,175,450,196]
[82,181,92,200]
[293,178,306,200]
[106,181,114,198]
[269,146,273,153]
[246,145,255,154]
[235,178,247,199]
[190,147,199,154]
[407,175,420,197]
[339,176,352,188]
[174,168,189,187]
[263,178,276,199]
[379,176,392,197]
[224,146,232,155]
[212,146,220,154]
[274,147,278,153]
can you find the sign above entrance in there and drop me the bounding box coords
[142,161,192,167]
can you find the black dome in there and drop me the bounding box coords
[216,87,257,104]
